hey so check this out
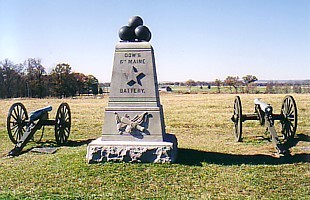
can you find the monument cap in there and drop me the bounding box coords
[119,26,135,41]
[135,25,152,42]
[128,16,143,28]
[119,16,152,42]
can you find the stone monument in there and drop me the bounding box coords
[86,16,177,163]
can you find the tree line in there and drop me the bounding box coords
[161,75,310,94]
[212,75,309,94]
[0,58,99,98]
[183,75,258,93]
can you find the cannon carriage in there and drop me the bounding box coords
[231,95,297,154]
[7,102,71,156]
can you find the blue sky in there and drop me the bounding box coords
[1,0,309,82]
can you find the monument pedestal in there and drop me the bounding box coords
[86,41,177,163]
[86,136,177,163]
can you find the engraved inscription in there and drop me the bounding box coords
[120,59,146,64]
[120,88,145,93]
[120,53,146,65]
[125,53,141,57]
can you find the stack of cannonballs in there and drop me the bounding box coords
[119,16,152,42]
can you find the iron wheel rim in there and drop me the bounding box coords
[233,96,242,142]
[7,103,28,144]
[55,103,71,145]
[281,95,297,140]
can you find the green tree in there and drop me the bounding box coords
[72,72,89,95]
[86,75,99,95]
[50,63,100,97]
[51,63,77,97]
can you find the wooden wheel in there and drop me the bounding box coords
[281,95,297,140]
[7,103,28,144]
[55,103,71,145]
[231,96,243,142]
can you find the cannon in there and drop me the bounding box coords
[231,95,297,154]
[7,102,71,156]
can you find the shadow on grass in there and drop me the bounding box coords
[283,133,310,149]
[177,149,309,166]
[6,138,95,157]
[31,138,95,147]
[177,134,310,166]
[65,139,95,147]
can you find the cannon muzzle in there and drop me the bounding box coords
[254,98,273,113]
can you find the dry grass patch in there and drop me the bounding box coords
[0,94,309,199]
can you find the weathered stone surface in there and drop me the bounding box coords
[101,42,166,142]
[86,38,178,163]
[86,138,177,163]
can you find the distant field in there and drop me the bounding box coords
[0,93,309,199]
[163,85,309,94]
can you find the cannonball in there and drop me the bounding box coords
[118,25,135,41]
[135,25,151,41]
[128,16,143,28]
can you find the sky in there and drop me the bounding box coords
[0,0,309,82]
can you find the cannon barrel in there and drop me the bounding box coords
[254,98,272,113]
[29,106,52,122]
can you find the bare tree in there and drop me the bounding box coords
[0,59,101,98]
[0,59,24,98]
[265,81,275,94]
[242,75,258,93]
[214,79,222,93]
[185,79,196,92]
[25,58,47,98]
[224,76,240,93]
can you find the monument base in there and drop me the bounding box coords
[86,136,177,163]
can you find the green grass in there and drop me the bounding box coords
[0,94,309,199]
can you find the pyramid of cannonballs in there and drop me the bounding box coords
[119,16,152,42]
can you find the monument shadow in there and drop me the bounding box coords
[177,149,309,166]
[177,134,310,166]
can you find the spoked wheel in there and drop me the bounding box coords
[55,103,71,145]
[231,96,243,142]
[7,103,29,144]
[281,95,297,140]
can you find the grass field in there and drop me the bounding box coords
[0,93,309,199]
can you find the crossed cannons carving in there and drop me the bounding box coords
[114,112,149,134]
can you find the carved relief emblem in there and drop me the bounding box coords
[114,112,149,134]
[127,66,145,86]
